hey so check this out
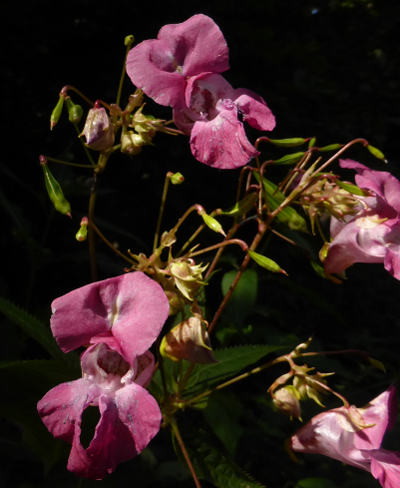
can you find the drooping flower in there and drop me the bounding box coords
[324,159,400,280]
[126,14,229,107]
[173,72,276,168]
[291,386,400,488]
[50,271,169,365]
[38,272,169,478]
[38,343,161,479]
[126,15,276,169]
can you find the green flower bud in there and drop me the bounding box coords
[65,98,84,124]
[75,217,88,242]
[170,172,184,185]
[40,156,71,217]
[198,209,226,236]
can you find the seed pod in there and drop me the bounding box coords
[50,95,65,130]
[40,156,71,217]
[248,250,287,275]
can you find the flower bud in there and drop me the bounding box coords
[160,314,217,364]
[170,172,184,185]
[272,386,301,420]
[75,217,88,242]
[65,97,84,124]
[197,208,226,236]
[81,107,115,151]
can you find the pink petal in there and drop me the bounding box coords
[67,394,139,479]
[340,159,400,213]
[324,220,383,275]
[126,14,229,107]
[354,387,398,450]
[370,449,400,488]
[115,382,162,453]
[51,272,169,362]
[189,102,258,169]
[291,408,371,471]
[37,378,99,444]
[233,88,276,131]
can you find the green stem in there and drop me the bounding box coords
[88,176,98,281]
[185,355,287,407]
[115,38,134,107]
[44,155,95,169]
[91,222,136,265]
[169,418,202,488]
[153,172,172,251]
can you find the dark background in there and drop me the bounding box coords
[2,1,400,487]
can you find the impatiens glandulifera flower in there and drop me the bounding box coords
[38,342,161,479]
[126,14,229,107]
[81,106,115,151]
[324,159,400,280]
[50,271,170,365]
[126,14,276,168]
[291,386,400,488]
[173,72,275,168]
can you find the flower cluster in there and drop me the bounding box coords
[37,272,169,479]
[126,14,276,168]
[291,386,400,488]
[324,159,400,280]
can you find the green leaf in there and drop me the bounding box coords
[220,193,258,217]
[273,151,305,165]
[221,269,258,326]
[0,359,80,471]
[0,296,65,360]
[188,426,266,488]
[296,477,338,488]
[254,173,308,233]
[336,180,368,196]
[183,344,291,397]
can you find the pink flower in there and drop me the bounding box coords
[50,271,169,365]
[173,73,275,169]
[291,386,400,488]
[38,343,161,479]
[324,159,400,280]
[126,14,229,107]
[38,272,169,478]
[126,14,276,169]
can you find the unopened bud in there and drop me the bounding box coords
[160,315,217,364]
[124,34,135,47]
[65,98,84,124]
[272,386,301,420]
[75,217,88,242]
[81,107,115,151]
[170,172,184,185]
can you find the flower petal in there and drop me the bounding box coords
[51,272,169,362]
[67,394,139,479]
[370,449,400,488]
[115,382,162,453]
[291,408,371,471]
[234,88,276,131]
[126,14,229,107]
[355,386,398,450]
[37,378,99,444]
[189,102,258,169]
